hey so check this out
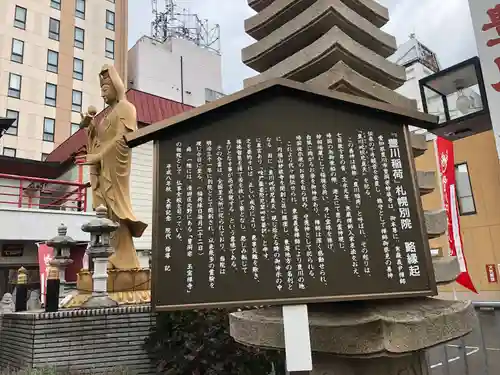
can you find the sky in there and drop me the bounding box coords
[128,0,479,95]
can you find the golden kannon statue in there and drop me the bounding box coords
[80,64,147,270]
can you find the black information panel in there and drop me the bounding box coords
[153,109,434,310]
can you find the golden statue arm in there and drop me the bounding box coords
[85,119,132,165]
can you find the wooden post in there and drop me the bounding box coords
[15,266,28,312]
[45,265,60,312]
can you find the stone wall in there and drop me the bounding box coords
[0,305,156,374]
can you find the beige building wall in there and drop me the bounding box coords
[416,130,500,301]
[0,0,127,161]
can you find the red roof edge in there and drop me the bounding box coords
[45,89,194,164]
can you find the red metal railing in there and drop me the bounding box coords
[0,173,88,212]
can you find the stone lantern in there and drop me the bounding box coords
[46,223,75,298]
[81,205,119,308]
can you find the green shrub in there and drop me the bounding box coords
[144,309,285,375]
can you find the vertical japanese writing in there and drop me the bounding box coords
[373,133,392,281]
[195,142,204,257]
[306,135,319,214]
[205,141,216,288]
[277,137,293,290]
[340,133,359,276]
[288,141,304,289]
[287,141,298,204]
[164,163,173,272]
[351,135,370,276]
[227,140,237,269]
[246,139,259,281]
[236,139,248,273]
[267,137,282,291]
[185,146,194,266]
[317,135,333,253]
[389,135,419,281]
[297,135,315,278]
[358,131,371,196]
[405,241,421,278]
[256,137,269,260]
[216,145,226,275]
[327,133,343,251]
[357,131,370,276]
[482,5,500,91]
[175,142,183,245]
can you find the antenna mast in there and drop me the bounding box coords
[150,0,221,55]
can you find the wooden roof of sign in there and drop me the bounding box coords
[125,78,439,148]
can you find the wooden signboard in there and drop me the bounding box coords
[127,80,438,311]
[1,244,23,257]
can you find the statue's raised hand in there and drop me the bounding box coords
[80,105,97,129]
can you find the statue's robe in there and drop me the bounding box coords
[90,65,147,270]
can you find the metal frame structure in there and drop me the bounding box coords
[151,0,221,55]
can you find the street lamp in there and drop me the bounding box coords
[419,57,490,141]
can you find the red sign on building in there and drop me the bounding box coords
[468,0,500,160]
[486,264,498,283]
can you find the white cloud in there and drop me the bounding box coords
[128,0,479,95]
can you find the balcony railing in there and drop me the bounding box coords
[0,173,88,212]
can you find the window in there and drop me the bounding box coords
[71,123,80,135]
[72,90,82,112]
[74,27,85,49]
[106,10,115,31]
[47,50,59,73]
[5,110,19,136]
[49,18,60,41]
[42,153,49,161]
[73,58,84,80]
[14,6,26,29]
[2,148,16,158]
[45,83,57,107]
[8,73,21,98]
[455,163,476,215]
[105,38,114,59]
[43,118,55,142]
[11,39,24,64]
[51,0,61,10]
[76,0,86,19]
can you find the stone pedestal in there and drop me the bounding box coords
[230,298,477,374]
[80,205,119,309]
[92,258,111,295]
[309,352,428,375]
[46,223,77,300]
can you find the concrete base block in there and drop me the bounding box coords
[0,305,156,374]
[310,351,428,375]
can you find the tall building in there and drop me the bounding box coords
[128,36,223,107]
[0,0,128,161]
